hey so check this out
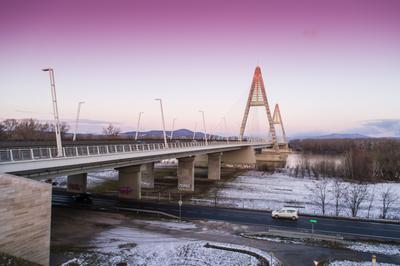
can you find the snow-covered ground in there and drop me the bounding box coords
[347,242,400,256]
[61,225,276,266]
[329,261,398,266]
[244,233,400,257]
[134,220,197,230]
[213,171,400,219]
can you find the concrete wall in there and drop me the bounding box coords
[67,173,87,193]
[222,146,256,166]
[117,165,142,199]
[141,163,155,189]
[0,174,51,266]
[177,157,195,191]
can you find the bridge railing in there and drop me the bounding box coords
[0,140,270,163]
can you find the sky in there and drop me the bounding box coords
[0,0,399,138]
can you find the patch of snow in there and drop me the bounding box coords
[244,233,400,257]
[61,258,85,266]
[346,242,400,256]
[212,172,400,220]
[136,220,197,230]
[328,260,398,266]
[62,226,274,266]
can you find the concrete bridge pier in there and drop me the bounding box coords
[67,173,87,193]
[117,165,141,200]
[177,156,195,191]
[208,152,222,180]
[141,162,155,189]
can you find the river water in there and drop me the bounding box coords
[285,153,344,168]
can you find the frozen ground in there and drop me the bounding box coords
[243,234,400,257]
[212,171,400,219]
[347,242,400,256]
[60,225,273,266]
[134,220,198,230]
[329,261,398,266]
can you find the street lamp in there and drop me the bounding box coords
[199,110,208,145]
[170,118,177,140]
[73,101,85,141]
[42,68,63,157]
[135,111,143,141]
[155,98,168,148]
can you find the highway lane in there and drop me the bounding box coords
[53,190,400,241]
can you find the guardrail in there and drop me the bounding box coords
[0,140,270,163]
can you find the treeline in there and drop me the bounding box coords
[290,138,376,154]
[0,119,69,141]
[289,139,400,182]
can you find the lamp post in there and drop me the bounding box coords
[42,68,63,157]
[73,101,85,141]
[155,98,168,148]
[135,112,143,141]
[199,110,208,145]
[170,118,177,140]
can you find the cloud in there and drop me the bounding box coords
[343,119,400,138]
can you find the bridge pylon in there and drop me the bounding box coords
[239,66,278,150]
[272,103,289,149]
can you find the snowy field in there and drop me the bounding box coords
[213,171,400,219]
[60,222,277,266]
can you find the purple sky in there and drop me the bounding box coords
[1,0,400,137]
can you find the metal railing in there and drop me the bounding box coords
[0,140,270,163]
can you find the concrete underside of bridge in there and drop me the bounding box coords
[255,148,290,169]
[195,146,258,169]
[0,173,51,266]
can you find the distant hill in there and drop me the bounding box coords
[311,133,371,139]
[288,133,372,140]
[122,128,207,139]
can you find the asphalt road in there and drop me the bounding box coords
[53,190,400,241]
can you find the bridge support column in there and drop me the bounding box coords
[177,156,195,191]
[67,173,87,193]
[208,153,222,180]
[141,162,154,189]
[117,165,141,200]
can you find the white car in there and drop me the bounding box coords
[272,207,299,220]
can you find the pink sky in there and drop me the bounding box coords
[1,0,400,137]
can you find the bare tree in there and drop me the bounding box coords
[298,154,312,177]
[330,179,346,216]
[0,122,5,139]
[366,185,375,218]
[103,124,120,136]
[344,183,369,217]
[305,178,329,215]
[381,187,398,219]
[2,118,18,132]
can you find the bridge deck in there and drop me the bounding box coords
[0,142,272,179]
